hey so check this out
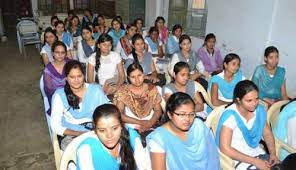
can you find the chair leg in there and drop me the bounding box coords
[17,32,22,54]
[22,41,26,58]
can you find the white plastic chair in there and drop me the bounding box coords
[206,104,296,169]
[39,75,52,140]
[60,131,96,170]
[52,132,63,170]
[16,19,41,57]
[195,81,214,110]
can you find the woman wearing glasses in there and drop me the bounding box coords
[43,41,69,117]
[147,92,220,170]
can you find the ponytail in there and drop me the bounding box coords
[64,82,80,109]
[95,47,101,72]
[131,48,139,64]
[64,60,85,110]
[119,128,137,170]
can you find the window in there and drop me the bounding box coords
[92,0,116,18]
[73,0,90,12]
[38,0,69,15]
[168,0,207,37]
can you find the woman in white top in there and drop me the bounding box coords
[77,26,96,68]
[216,80,280,170]
[50,60,109,150]
[87,33,125,95]
[40,27,58,65]
[115,24,137,61]
[76,104,150,170]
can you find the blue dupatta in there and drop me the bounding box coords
[81,40,95,58]
[252,65,285,100]
[108,29,125,48]
[208,70,243,100]
[76,128,140,170]
[215,104,267,148]
[55,84,109,132]
[145,37,158,53]
[147,119,220,170]
[62,32,73,48]
[273,101,296,160]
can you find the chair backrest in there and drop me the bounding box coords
[160,97,166,113]
[205,105,235,169]
[194,81,214,110]
[39,75,50,112]
[205,104,226,136]
[17,20,38,35]
[60,131,96,170]
[267,100,289,127]
[52,133,63,170]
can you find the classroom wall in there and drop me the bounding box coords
[206,0,296,96]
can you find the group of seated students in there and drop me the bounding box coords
[40,8,296,169]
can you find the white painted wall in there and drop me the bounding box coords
[145,0,169,27]
[269,0,296,97]
[206,0,296,96]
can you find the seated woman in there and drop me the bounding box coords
[76,104,150,170]
[166,24,182,57]
[40,27,58,65]
[113,63,162,133]
[50,60,109,150]
[77,26,96,70]
[43,41,68,117]
[93,14,109,40]
[208,53,245,107]
[125,33,166,86]
[115,24,137,61]
[145,26,164,58]
[154,16,169,45]
[63,10,75,30]
[147,92,220,170]
[108,17,126,49]
[197,33,223,75]
[87,34,125,96]
[50,16,59,29]
[55,20,73,58]
[273,98,296,160]
[81,8,96,27]
[67,15,81,38]
[252,46,289,107]
[169,34,208,89]
[163,62,206,118]
[216,80,280,170]
[133,17,147,38]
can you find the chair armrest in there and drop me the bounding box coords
[219,150,235,170]
[274,137,296,155]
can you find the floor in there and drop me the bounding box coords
[0,31,55,169]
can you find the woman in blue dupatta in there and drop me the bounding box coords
[147,92,220,170]
[50,60,109,150]
[208,53,245,107]
[145,26,164,58]
[216,80,280,170]
[252,46,289,107]
[273,98,296,160]
[77,26,96,70]
[76,104,150,170]
[108,17,125,49]
[166,24,182,57]
[55,20,73,58]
